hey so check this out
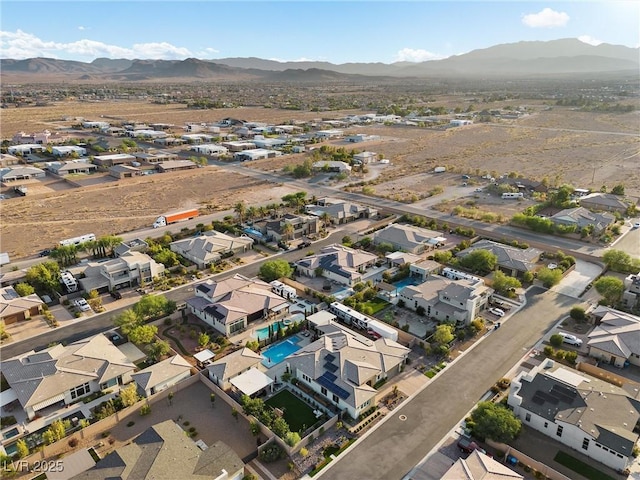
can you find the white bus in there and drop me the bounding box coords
[501,192,524,199]
[59,233,96,247]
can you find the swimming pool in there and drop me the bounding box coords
[255,321,285,341]
[393,276,423,290]
[261,337,302,368]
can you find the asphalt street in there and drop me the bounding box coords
[319,287,579,480]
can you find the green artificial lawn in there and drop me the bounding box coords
[554,451,616,480]
[266,389,317,433]
[363,298,390,314]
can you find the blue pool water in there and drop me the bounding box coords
[261,337,302,368]
[256,321,285,341]
[393,276,422,290]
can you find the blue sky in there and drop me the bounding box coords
[1,1,638,63]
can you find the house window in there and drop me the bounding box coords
[321,387,327,396]
[544,422,548,428]
[302,374,311,382]
[525,413,531,422]
[332,394,339,403]
[582,438,589,450]
[556,425,563,437]
[70,382,91,400]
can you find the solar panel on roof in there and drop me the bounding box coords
[324,362,339,373]
[325,353,336,361]
[551,384,577,399]
[316,375,350,400]
[532,394,545,405]
[320,371,337,382]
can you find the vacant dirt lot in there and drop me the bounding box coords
[0,168,295,257]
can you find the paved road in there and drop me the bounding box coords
[319,287,579,480]
[0,230,348,359]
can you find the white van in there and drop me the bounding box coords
[558,332,582,347]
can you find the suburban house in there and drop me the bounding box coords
[133,151,178,163]
[252,136,287,149]
[408,258,442,281]
[372,223,445,254]
[131,355,192,398]
[170,231,254,269]
[234,148,281,161]
[345,134,380,143]
[622,271,640,310]
[456,239,542,277]
[186,274,290,336]
[92,153,136,167]
[256,213,320,242]
[315,129,344,139]
[508,360,640,472]
[287,328,409,420]
[77,252,165,293]
[51,145,87,157]
[7,144,45,155]
[221,141,256,152]
[295,244,378,286]
[498,177,548,193]
[579,193,630,214]
[155,160,198,172]
[47,161,98,176]
[109,165,143,179]
[550,207,615,234]
[0,285,44,325]
[398,275,492,325]
[113,238,149,257]
[312,161,352,173]
[442,450,523,480]
[385,251,422,268]
[305,199,377,225]
[353,151,377,164]
[0,334,136,420]
[206,347,264,390]
[0,166,46,184]
[587,306,640,368]
[12,130,70,145]
[189,144,229,156]
[71,420,244,480]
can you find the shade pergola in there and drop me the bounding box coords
[229,368,274,397]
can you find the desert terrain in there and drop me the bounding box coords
[1,101,639,259]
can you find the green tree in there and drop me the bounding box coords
[459,249,497,274]
[115,308,142,336]
[134,295,172,320]
[14,282,35,296]
[42,419,69,445]
[570,307,587,321]
[259,260,293,282]
[120,383,140,407]
[537,267,563,288]
[16,438,29,458]
[594,276,624,304]
[281,223,295,242]
[234,201,247,224]
[271,416,290,438]
[602,249,639,273]
[148,339,170,360]
[285,431,301,446]
[25,261,61,294]
[128,324,158,345]
[550,333,564,347]
[246,339,259,351]
[153,248,180,267]
[491,271,522,295]
[470,401,522,443]
[198,332,210,348]
[433,324,454,345]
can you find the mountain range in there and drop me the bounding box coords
[1,38,638,83]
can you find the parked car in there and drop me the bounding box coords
[298,241,312,249]
[457,436,486,454]
[489,308,505,317]
[74,298,91,312]
[633,222,640,229]
[110,290,122,300]
[558,331,583,347]
[39,249,51,257]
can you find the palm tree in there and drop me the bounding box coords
[320,212,332,230]
[246,206,258,222]
[234,201,247,225]
[281,223,295,243]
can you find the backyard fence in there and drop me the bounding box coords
[486,439,573,480]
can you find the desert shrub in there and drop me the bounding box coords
[139,404,151,416]
[259,443,283,463]
[68,437,79,448]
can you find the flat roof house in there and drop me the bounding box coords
[295,244,378,286]
[312,161,351,173]
[234,148,281,161]
[0,285,44,325]
[186,274,290,336]
[508,360,640,472]
[305,199,377,225]
[109,165,143,179]
[133,151,178,163]
[587,306,640,368]
[0,334,136,420]
[287,328,409,420]
[221,140,256,152]
[259,213,320,242]
[156,159,198,172]
[353,151,377,164]
[71,420,244,480]
[93,153,136,167]
[189,144,229,156]
[398,275,492,325]
[51,146,87,157]
[46,161,97,176]
[170,231,254,269]
[78,252,165,293]
[206,347,264,390]
[456,239,542,277]
[372,223,444,254]
[7,144,45,155]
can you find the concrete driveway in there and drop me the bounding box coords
[551,259,603,298]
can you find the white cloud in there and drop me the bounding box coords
[0,29,194,60]
[522,8,569,28]
[197,47,220,57]
[394,48,443,63]
[577,35,603,46]
[77,26,88,31]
